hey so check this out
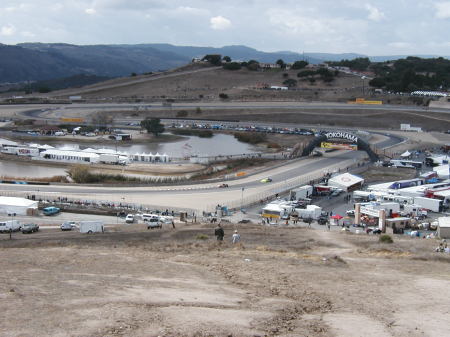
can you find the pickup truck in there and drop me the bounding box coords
[43,206,60,216]
[21,223,39,234]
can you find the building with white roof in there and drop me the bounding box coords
[0,197,38,216]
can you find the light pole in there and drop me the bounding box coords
[241,187,244,212]
[361,76,367,95]
[8,212,16,240]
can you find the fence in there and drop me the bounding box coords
[0,158,370,218]
[204,158,369,213]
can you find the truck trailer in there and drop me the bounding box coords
[79,221,104,233]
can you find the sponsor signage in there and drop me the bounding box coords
[18,148,31,154]
[60,118,84,123]
[325,131,358,143]
[360,206,380,217]
[321,142,357,151]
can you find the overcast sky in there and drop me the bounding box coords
[1,0,450,56]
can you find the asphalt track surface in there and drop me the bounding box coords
[0,103,405,210]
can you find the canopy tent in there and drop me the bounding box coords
[328,173,364,192]
[330,214,343,220]
[400,150,411,158]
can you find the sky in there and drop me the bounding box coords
[1,0,450,56]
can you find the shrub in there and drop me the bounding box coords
[219,93,229,99]
[379,234,393,244]
[223,62,242,70]
[234,132,267,144]
[176,110,188,117]
[196,234,209,240]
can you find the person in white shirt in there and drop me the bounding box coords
[232,230,241,244]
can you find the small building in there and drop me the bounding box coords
[0,197,39,216]
[328,173,364,192]
[385,217,411,234]
[112,133,132,141]
[437,217,450,239]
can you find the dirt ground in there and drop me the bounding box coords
[1,223,449,337]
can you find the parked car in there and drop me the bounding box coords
[21,223,39,234]
[43,206,60,216]
[260,178,273,183]
[147,218,162,229]
[346,210,355,217]
[125,214,135,223]
[60,221,76,231]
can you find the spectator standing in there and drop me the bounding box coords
[232,230,241,244]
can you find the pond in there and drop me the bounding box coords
[56,133,259,158]
[0,133,260,178]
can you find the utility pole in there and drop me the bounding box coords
[241,187,245,212]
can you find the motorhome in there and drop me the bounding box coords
[0,220,21,233]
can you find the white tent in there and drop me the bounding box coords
[0,197,38,215]
[328,173,364,192]
[400,150,411,158]
[434,165,450,179]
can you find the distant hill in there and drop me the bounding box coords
[1,42,449,84]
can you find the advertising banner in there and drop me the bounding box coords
[321,142,357,150]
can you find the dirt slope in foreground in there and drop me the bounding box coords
[1,224,449,337]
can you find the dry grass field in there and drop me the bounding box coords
[52,66,373,102]
[1,223,449,337]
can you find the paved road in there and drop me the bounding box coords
[0,103,405,212]
[2,101,450,120]
[0,151,365,212]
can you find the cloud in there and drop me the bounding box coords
[387,42,412,49]
[1,24,16,36]
[435,1,450,19]
[93,0,167,11]
[266,8,367,49]
[365,4,385,21]
[85,8,96,15]
[210,16,232,30]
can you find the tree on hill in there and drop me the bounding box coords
[246,60,259,71]
[222,56,231,62]
[368,57,450,92]
[202,54,222,66]
[141,118,165,136]
[276,59,286,69]
[283,79,297,87]
[292,60,308,70]
[329,57,370,71]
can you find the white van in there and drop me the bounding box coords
[79,221,104,234]
[0,220,21,233]
[142,214,160,222]
[125,214,135,223]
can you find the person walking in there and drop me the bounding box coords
[232,230,241,244]
[214,224,224,241]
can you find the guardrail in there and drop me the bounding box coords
[204,158,370,213]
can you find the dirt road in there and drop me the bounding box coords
[1,223,449,337]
